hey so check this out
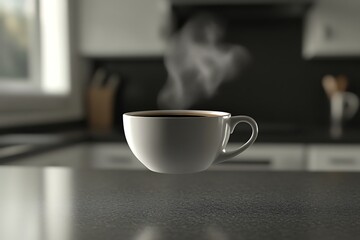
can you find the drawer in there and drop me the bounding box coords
[91,143,306,171]
[307,145,360,171]
[89,143,145,169]
[210,143,305,171]
[9,144,88,167]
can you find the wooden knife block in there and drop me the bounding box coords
[87,87,115,132]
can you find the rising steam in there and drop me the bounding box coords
[158,14,251,109]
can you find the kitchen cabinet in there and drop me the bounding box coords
[5,143,307,171]
[306,144,360,171]
[91,143,308,171]
[210,143,305,171]
[78,0,168,57]
[7,142,360,172]
[6,143,145,169]
[303,0,360,58]
[90,143,145,169]
[9,144,89,168]
[90,143,306,171]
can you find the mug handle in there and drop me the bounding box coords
[214,116,258,164]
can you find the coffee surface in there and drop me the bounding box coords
[140,114,208,117]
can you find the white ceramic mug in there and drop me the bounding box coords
[123,110,258,173]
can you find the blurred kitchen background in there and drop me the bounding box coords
[1,0,360,171]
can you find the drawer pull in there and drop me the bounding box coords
[108,156,133,163]
[220,159,270,165]
[330,158,357,165]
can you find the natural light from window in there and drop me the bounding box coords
[0,0,70,95]
[40,0,70,95]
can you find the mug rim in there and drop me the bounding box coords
[123,110,231,118]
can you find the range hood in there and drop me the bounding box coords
[170,0,313,18]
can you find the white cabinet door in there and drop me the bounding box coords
[78,0,168,56]
[91,143,306,171]
[89,143,145,170]
[303,0,360,58]
[210,143,305,171]
[307,144,360,171]
[5,143,143,169]
[7,143,306,171]
[9,144,89,167]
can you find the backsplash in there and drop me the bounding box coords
[91,18,360,128]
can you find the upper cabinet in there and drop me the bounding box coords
[78,0,169,57]
[303,0,360,59]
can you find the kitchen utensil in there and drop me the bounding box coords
[91,68,106,87]
[330,92,359,137]
[322,75,338,98]
[336,74,348,92]
[322,74,359,138]
[88,70,119,132]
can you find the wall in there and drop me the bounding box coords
[92,17,360,128]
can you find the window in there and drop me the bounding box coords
[0,0,71,97]
[0,0,82,126]
[0,0,40,93]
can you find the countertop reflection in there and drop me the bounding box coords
[1,167,360,240]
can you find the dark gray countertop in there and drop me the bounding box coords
[1,167,360,240]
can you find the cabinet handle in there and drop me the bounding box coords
[324,24,334,40]
[329,158,357,165]
[109,156,132,163]
[220,159,271,166]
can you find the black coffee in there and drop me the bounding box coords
[133,113,216,118]
[142,114,208,118]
